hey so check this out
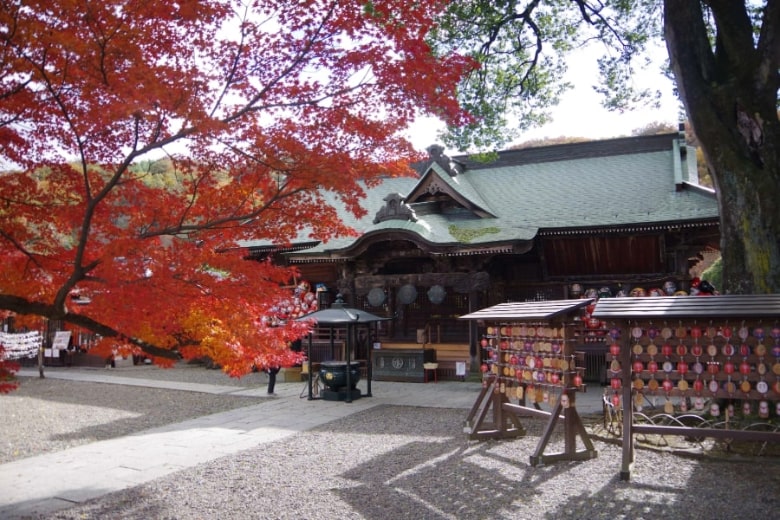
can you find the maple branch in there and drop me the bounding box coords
[0,294,179,359]
[246,81,371,113]
[8,12,150,315]
[0,230,43,269]
[211,5,251,118]
[0,2,29,110]
[138,187,298,238]
[223,2,339,123]
[111,4,348,167]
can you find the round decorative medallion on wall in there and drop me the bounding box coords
[367,287,386,307]
[397,284,417,304]
[427,284,446,304]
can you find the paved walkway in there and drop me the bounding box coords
[0,369,605,519]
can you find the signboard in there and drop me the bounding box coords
[52,331,71,350]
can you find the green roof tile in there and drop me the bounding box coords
[242,134,719,258]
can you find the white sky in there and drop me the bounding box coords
[405,43,683,153]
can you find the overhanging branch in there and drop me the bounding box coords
[0,294,179,360]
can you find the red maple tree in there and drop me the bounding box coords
[0,344,20,393]
[0,0,472,378]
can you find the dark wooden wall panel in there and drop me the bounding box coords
[543,235,662,276]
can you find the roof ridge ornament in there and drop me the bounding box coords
[426,144,461,177]
[372,192,416,224]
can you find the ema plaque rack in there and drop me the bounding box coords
[460,299,598,466]
[593,294,780,480]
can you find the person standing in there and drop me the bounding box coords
[266,365,281,395]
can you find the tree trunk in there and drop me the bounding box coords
[38,343,45,379]
[664,0,780,294]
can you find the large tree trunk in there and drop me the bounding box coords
[664,0,780,294]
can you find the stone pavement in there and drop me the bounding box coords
[0,368,605,519]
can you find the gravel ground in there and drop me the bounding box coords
[1,363,266,464]
[4,364,780,519]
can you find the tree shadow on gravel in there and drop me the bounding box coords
[324,406,588,519]
[335,441,575,519]
[573,450,780,519]
[323,405,780,519]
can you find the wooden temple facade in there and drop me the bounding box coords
[244,132,720,377]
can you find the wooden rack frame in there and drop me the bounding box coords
[593,295,780,481]
[460,299,598,466]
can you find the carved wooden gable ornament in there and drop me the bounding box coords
[373,192,415,224]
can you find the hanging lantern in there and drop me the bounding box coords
[427,284,446,304]
[397,284,417,304]
[366,287,386,307]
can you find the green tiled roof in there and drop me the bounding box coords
[477,150,716,229]
[423,162,496,216]
[241,133,719,259]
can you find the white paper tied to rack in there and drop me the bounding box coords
[0,331,43,359]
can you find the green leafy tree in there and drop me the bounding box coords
[429,0,779,294]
